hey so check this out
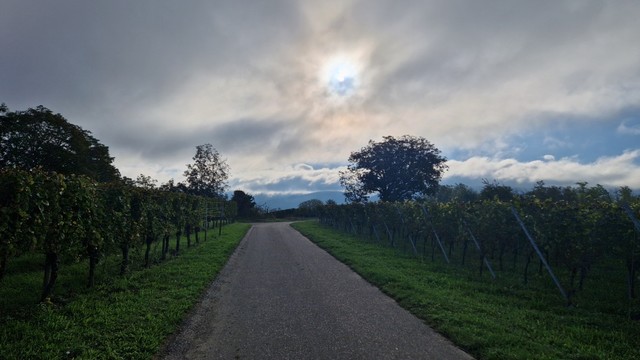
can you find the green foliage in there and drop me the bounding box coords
[231,190,256,218]
[0,169,34,280]
[0,169,234,298]
[317,182,640,308]
[434,183,479,203]
[480,179,515,201]
[183,143,229,198]
[0,105,119,182]
[340,135,448,202]
[0,223,250,359]
[297,199,324,217]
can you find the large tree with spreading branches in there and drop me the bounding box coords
[340,135,448,202]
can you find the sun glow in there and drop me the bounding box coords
[322,56,360,97]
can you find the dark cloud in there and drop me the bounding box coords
[1,0,303,116]
[360,0,631,105]
[209,118,293,156]
[105,116,294,161]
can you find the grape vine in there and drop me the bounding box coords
[0,168,237,300]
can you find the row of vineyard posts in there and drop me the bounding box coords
[0,168,237,301]
[318,194,640,308]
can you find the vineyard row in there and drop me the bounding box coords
[318,195,640,308]
[0,168,237,301]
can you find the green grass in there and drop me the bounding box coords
[292,220,640,360]
[0,223,250,360]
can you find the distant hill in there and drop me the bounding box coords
[254,191,345,210]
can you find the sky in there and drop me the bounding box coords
[2,0,640,201]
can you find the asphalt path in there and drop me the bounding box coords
[160,222,474,360]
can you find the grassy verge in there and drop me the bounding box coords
[0,223,251,360]
[292,220,640,360]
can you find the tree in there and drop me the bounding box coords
[435,183,478,203]
[159,179,189,193]
[183,144,229,198]
[0,104,120,182]
[480,179,515,202]
[339,135,448,202]
[134,174,157,189]
[298,199,324,217]
[231,190,256,218]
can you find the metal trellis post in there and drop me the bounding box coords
[511,206,569,303]
[420,205,450,263]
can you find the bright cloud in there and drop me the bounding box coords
[447,150,640,188]
[229,164,347,195]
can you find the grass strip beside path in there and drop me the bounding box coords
[0,223,251,360]
[292,220,640,360]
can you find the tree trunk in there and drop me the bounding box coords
[578,266,587,291]
[175,231,181,254]
[627,256,637,299]
[401,232,407,253]
[461,240,468,266]
[431,237,436,261]
[43,255,51,291]
[145,236,152,268]
[195,226,200,244]
[161,234,170,260]
[0,252,7,282]
[120,245,129,275]
[88,245,98,288]
[186,224,192,247]
[498,243,505,271]
[569,267,577,292]
[422,236,427,261]
[41,252,59,302]
[523,251,534,285]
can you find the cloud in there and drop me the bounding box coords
[229,148,640,196]
[446,149,640,188]
[617,120,640,135]
[229,164,345,195]
[2,1,640,195]
[355,1,640,148]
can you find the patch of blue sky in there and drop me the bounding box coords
[447,109,640,165]
[519,117,640,163]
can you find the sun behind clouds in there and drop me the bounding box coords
[321,55,360,97]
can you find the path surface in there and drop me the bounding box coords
[160,222,474,360]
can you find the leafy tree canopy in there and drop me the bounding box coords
[183,143,229,198]
[0,104,119,182]
[480,179,515,202]
[231,190,256,218]
[340,135,448,202]
[298,199,324,217]
[435,183,478,203]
